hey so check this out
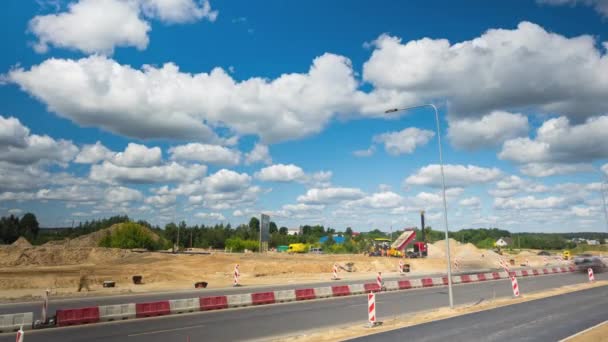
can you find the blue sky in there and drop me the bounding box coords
[1,0,607,232]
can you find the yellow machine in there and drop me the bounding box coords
[563,250,571,260]
[288,243,307,253]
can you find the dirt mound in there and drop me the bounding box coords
[59,223,161,248]
[0,246,134,267]
[11,237,32,248]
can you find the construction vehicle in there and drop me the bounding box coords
[367,211,427,258]
[563,250,571,260]
[287,243,307,253]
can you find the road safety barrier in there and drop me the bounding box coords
[348,283,366,294]
[99,304,136,322]
[56,307,100,326]
[0,312,33,333]
[421,278,434,287]
[135,301,171,318]
[383,280,399,291]
[169,298,200,314]
[227,294,253,308]
[251,292,275,305]
[34,265,577,331]
[313,286,333,298]
[295,288,316,300]
[274,290,296,302]
[331,285,351,297]
[200,296,228,311]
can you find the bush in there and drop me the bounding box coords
[99,223,166,250]
[225,238,259,252]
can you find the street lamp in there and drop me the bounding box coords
[600,173,608,235]
[385,104,454,309]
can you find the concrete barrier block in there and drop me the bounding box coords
[349,283,365,294]
[431,278,444,286]
[514,270,524,277]
[451,276,462,284]
[0,312,33,333]
[410,278,423,288]
[314,286,333,298]
[169,298,200,314]
[227,293,253,308]
[99,304,136,322]
[468,274,479,282]
[498,271,509,278]
[384,280,399,291]
[274,290,296,302]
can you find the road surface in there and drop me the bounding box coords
[349,284,608,342]
[0,271,602,342]
[0,268,495,319]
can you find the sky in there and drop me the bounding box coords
[0,0,608,232]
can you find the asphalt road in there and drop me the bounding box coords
[0,271,602,342]
[349,284,608,342]
[0,268,495,319]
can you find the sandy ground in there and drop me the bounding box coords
[271,280,608,342]
[0,238,571,301]
[566,320,608,342]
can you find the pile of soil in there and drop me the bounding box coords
[11,237,32,248]
[45,223,162,248]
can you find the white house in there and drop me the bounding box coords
[287,227,303,236]
[587,239,600,245]
[495,237,512,247]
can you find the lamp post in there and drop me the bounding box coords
[600,173,608,235]
[385,104,454,309]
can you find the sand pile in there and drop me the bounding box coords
[49,223,161,248]
[428,239,501,269]
[11,237,32,248]
[0,246,134,267]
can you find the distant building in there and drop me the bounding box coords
[319,236,345,244]
[587,239,600,245]
[495,237,513,247]
[287,227,302,236]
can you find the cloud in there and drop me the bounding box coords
[373,127,434,155]
[489,175,549,197]
[170,143,241,165]
[0,116,78,166]
[353,146,375,157]
[519,163,594,177]
[90,161,207,184]
[363,22,608,120]
[28,0,218,55]
[344,191,404,209]
[245,143,272,165]
[74,141,115,164]
[603,163,608,176]
[140,0,218,23]
[195,212,226,221]
[448,111,529,150]
[500,116,608,164]
[104,186,143,203]
[29,0,150,54]
[405,164,502,188]
[494,196,568,210]
[7,53,400,143]
[297,187,365,204]
[537,0,608,17]
[0,116,29,148]
[255,164,306,182]
[111,143,162,167]
[459,197,481,207]
[144,194,177,207]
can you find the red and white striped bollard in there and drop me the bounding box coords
[367,292,376,327]
[233,264,240,287]
[332,264,339,280]
[376,272,383,290]
[511,276,520,297]
[398,260,404,274]
[588,268,595,282]
[16,326,24,342]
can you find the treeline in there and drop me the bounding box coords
[0,213,40,244]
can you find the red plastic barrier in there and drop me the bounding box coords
[421,278,434,287]
[477,273,487,281]
[136,301,170,318]
[460,275,472,283]
[398,280,412,289]
[442,277,449,285]
[532,269,540,276]
[295,288,316,300]
[252,292,275,305]
[56,307,100,327]
[200,296,228,311]
[543,268,549,274]
[552,267,559,273]
[521,270,529,277]
[568,266,575,272]
[492,272,501,280]
[331,285,351,297]
[509,271,517,278]
[560,267,567,273]
[364,283,381,293]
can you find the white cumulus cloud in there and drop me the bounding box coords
[74,141,115,164]
[405,164,502,188]
[448,111,529,150]
[245,143,272,165]
[373,127,434,155]
[170,143,241,166]
[297,187,365,204]
[255,164,306,182]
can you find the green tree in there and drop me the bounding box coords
[19,213,39,240]
[249,217,260,232]
[345,227,353,237]
[279,227,288,235]
[269,221,278,234]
